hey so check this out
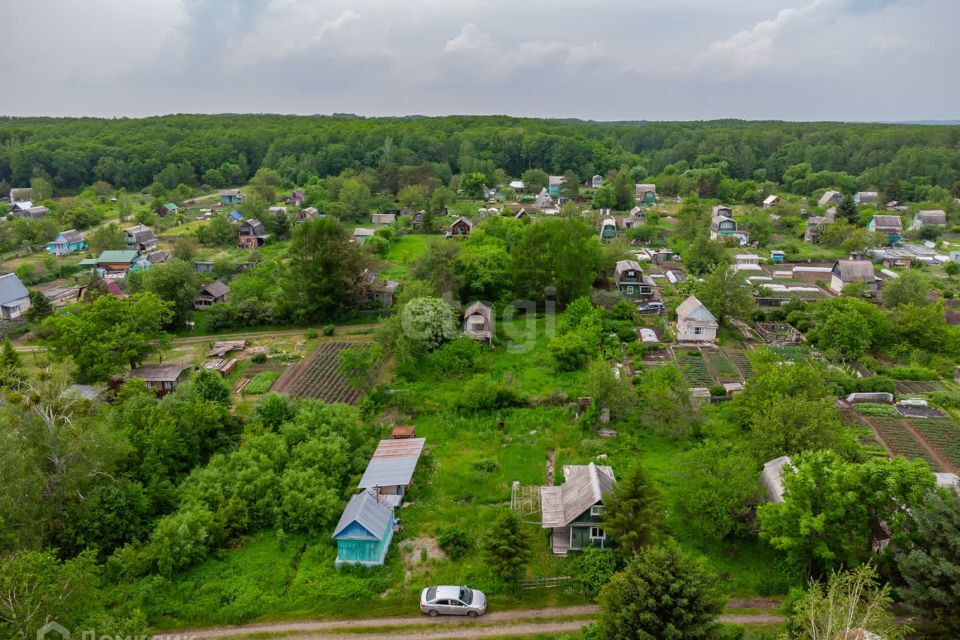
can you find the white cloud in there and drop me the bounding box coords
[444,23,495,54]
[225,6,365,71]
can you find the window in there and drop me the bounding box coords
[590,505,605,516]
[590,527,606,540]
[626,286,634,294]
[693,327,703,335]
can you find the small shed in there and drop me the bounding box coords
[129,363,191,396]
[391,426,416,439]
[712,204,733,218]
[357,438,426,507]
[353,227,375,245]
[219,189,242,206]
[195,280,230,308]
[447,216,473,238]
[463,301,494,345]
[332,491,396,567]
[830,259,878,294]
[371,213,396,227]
[762,195,781,209]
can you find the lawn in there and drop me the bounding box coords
[240,370,279,395]
[381,234,433,280]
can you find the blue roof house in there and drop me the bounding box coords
[228,210,244,223]
[47,229,86,255]
[333,491,396,567]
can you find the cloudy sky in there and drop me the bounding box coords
[4,0,957,121]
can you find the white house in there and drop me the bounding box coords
[675,295,719,343]
[762,195,780,209]
[591,175,603,188]
[818,190,842,207]
[0,273,32,320]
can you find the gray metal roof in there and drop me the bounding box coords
[332,491,393,539]
[201,280,230,299]
[541,463,615,528]
[358,438,426,489]
[761,456,794,504]
[832,260,876,282]
[676,295,718,325]
[0,273,29,306]
[129,363,191,383]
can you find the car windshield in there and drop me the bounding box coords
[459,588,473,604]
[426,587,437,601]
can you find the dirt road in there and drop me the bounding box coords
[157,605,784,640]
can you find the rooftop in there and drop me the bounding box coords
[358,438,426,490]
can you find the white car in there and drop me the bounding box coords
[419,585,487,617]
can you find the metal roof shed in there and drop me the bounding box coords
[358,438,426,504]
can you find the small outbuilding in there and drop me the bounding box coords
[463,301,494,345]
[830,259,878,294]
[332,490,396,567]
[447,216,473,238]
[195,280,230,308]
[357,438,427,507]
[129,363,191,396]
[540,462,616,556]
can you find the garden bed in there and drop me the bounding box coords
[272,341,364,404]
[675,349,715,388]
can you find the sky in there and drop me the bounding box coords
[3,0,958,121]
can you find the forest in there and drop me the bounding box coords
[1,115,959,205]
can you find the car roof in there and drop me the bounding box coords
[434,585,463,600]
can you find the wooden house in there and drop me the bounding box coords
[540,462,616,555]
[804,216,831,244]
[15,205,49,220]
[332,490,396,567]
[447,216,472,238]
[129,363,191,396]
[762,195,781,209]
[534,188,553,210]
[237,219,267,249]
[353,228,375,245]
[158,202,178,217]
[83,250,148,279]
[547,175,565,198]
[8,187,32,203]
[47,229,86,255]
[818,190,843,207]
[635,183,656,206]
[867,215,903,244]
[219,189,242,206]
[830,259,878,294]
[194,280,230,309]
[145,250,170,266]
[411,210,426,228]
[463,301,494,345]
[591,175,603,188]
[194,261,214,274]
[712,204,733,218]
[360,269,398,308]
[676,295,719,343]
[285,189,305,207]
[614,260,654,300]
[599,218,618,242]
[371,213,396,227]
[124,224,157,252]
[357,438,426,508]
[623,207,646,229]
[296,207,320,223]
[268,206,288,217]
[854,191,879,205]
[0,273,31,320]
[710,216,748,245]
[514,208,529,220]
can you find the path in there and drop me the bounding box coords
[13,323,379,352]
[157,605,785,640]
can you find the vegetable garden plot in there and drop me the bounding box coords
[912,420,960,468]
[894,380,945,394]
[724,349,754,379]
[675,349,715,387]
[868,417,940,469]
[706,351,740,382]
[895,405,947,419]
[272,342,364,404]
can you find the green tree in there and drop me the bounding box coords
[26,289,54,323]
[191,367,233,406]
[561,170,580,199]
[0,550,97,640]
[836,192,857,222]
[604,463,663,556]
[460,172,487,198]
[548,331,593,371]
[696,264,754,323]
[172,235,199,261]
[398,184,428,211]
[612,168,634,210]
[398,297,459,352]
[281,217,367,322]
[592,183,617,209]
[412,240,463,295]
[339,343,384,390]
[429,185,456,215]
[0,338,24,388]
[782,564,905,640]
[42,293,172,382]
[86,223,126,254]
[338,179,372,219]
[819,309,870,361]
[198,214,236,246]
[676,197,710,241]
[758,451,934,579]
[592,539,723,640]
[140,259,203,328]
[511,217,602,305]
[881,270,929,308]
[482,510,532,585]
[676,442,761,542]
[896,490,960,637]
[520,169,549,194]
[685,233,727,276]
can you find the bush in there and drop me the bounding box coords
[567,548,622,596]
[549,332,593,371]
[856,403,898,417]
[438,526,474,560]
[323,324,336,336]
[855,375,895,394]
[430,337,482,374]
[709,385,727,397]
[884,364,938,380]
[473,457,499,473]
[305,328,318,339]
[250,353,268,364]
[455,374,524,411]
